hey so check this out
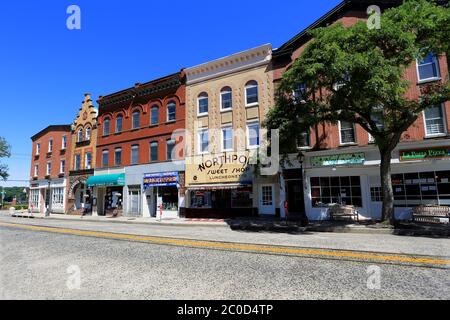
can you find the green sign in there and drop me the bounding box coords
[311,153,365,167]
[400,147,450,161]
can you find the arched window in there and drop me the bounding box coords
[132,111,140,129]
[245,81,258,106]
[116,116,123,133]
[85,127,91,141]
[77,128,83,142]
[167,101,176,122]
[197,92,208,116]
[103,118,110,136]
[150,106,159,126]
[220,87,232,111]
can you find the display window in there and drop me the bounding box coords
[311,176,362,207]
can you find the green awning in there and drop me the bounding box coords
[86,173,125,187]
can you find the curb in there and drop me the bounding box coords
[7,213,450,237]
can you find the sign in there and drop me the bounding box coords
[400,147,450,161]
[143,172,179,188]
[311,153,365,167]
[185,152,253,186]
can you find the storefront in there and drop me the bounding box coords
[296,141,450,221]
[29,178,67,214]
[87,173,125,216]
[185,152,262,218]
[143,171,181,219]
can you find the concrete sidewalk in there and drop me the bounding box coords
[4,210,449,236]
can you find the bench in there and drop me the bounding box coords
[328,204,359,223]
[411,205,450,224]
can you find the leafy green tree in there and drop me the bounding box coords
[265,0,450,224]
[0,137,11,181]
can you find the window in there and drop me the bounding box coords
[311,176,362,207]
[116,116,123,133]
[198,129,209,154]
[339,121,356,144]
[298,131,310,148]
[34,164,39,177]
[85,127,91,141]
[61,136,67,150]
[77,129,83,142]
[293,83,307,102]
[60,160,65,173]
[48,139,53,153]
[197,93,208,116]
[46,162,51,176]
[424,105,446,136]
[417,53,440,82]
[392,171,450,207]
[30,189,40,208]
[131,145,139,165]
[190,190,212,208]
[245,81,259,106]
[132,111,140,129]
[167,102,176,122]
[220,87,232,111]
[371,187,382,202]
[166,139,175,160]
[368,110,385,143]
[114,148,122,166]
[150,142,158,162]
[334,74,350,91]
[222,126,233,151]
[103,118,110,136]
[150,106,159,125]
[74,154,81,171]
[36,143,40,155]
[102,150,109,167]
[247,122,260,148]
[85,152,92,169]
[51,187,64,207]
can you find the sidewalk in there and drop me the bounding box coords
[4,210,449,236]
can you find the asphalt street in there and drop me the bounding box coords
[0,215,449,300]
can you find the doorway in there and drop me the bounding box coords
[286,180,306,218]
[259,184,275,215]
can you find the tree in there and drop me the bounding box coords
[265,0,450,225]
[0,137,11,181]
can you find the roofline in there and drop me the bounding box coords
[31,125,72,141]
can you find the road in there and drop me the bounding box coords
[0,214,449,300]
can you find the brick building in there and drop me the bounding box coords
[29,125,72,213]
[271,0,450,221]
[67,94,98,215]
[89,71,186,218]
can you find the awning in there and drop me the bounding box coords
[86,173,125,187]
[187,183,252,190]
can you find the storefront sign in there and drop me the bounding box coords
[185,152,253,185]
[143,172,179,188]
[400,147,450,161]
[311,153,365,167]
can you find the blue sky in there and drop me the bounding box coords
[0,0,341,187]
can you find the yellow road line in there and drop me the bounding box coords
[1,221,449,267]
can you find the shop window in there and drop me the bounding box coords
[417,53,440,82]
[311,176,362,208]
[160,186,178,211]
[391,170,450,207]
[150,106,159,125]
[167,101,176,122]
[198,93,208,116]
[30,189,40,208]
[51,187,64,206]
[150,142,158,162]
[220,87,232,111]
[190,190,212,208]
[424,104,446,136]
[231,188,253,208]
[339,121,356,144]
[245,81,259,106]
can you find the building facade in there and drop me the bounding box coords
[271,0,450,221]
[89,72,186,218]
[67,94,98,215]
[184,44,278,218]
[29,125,72,214]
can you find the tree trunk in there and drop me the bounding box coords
[380,148,395,225]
